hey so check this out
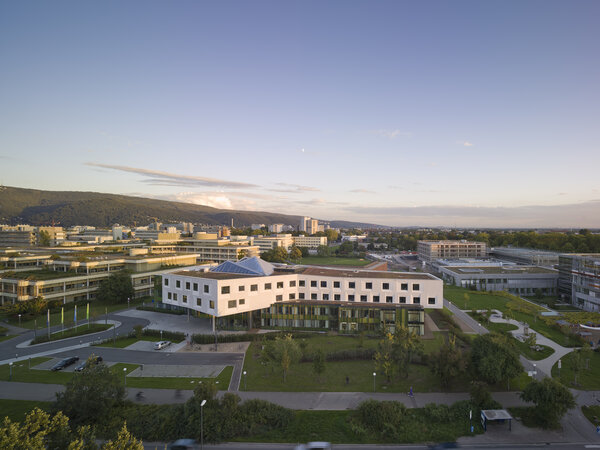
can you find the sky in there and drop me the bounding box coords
[1,0,599,228]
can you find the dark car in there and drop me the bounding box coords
[167,439,199,449]
[50,356,79,371]
[74,355,103,372]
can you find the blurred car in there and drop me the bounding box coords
[74,355,103,372]
[294,442,332,450]
[167,439,199,449]
[154,340,171,350]
[50,356,79,371]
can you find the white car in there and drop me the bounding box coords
[294,443,331,450]
[154,340,171,350]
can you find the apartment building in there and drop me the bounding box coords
[558,254,600,312]
[292,235,327,249]
[299,217,319,235]
[268,224,284,233]
[417,240,488,263]
[252,235,294,252]
[175,238,260,263]
[162,257,442,334]
[0,226,65,247]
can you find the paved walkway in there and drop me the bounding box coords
[444,298,488,335]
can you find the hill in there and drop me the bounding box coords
[0,186,383,229]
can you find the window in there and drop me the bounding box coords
[320,281,327,288]
[334,281,340,288]
[239,285,245,292]
[276,295,283,301]
[173,293,178,301]
[164,278,169,286]
[334,294,341,301]
[360,295,367,302]
[399,296,406,303]
[428,297,436,305]
[193,283,198,291]
[239,298,245,305]
[299,280,306,287]
[386,296,393,303]
[311,280,317,287]
[196,297,202,306]
[289,293,295,300]
[176,280,181,288]
[182,295,188,303]
[401,283,408,291]
[348,294,355,301]
[185,282,190,290]
[373,295,380,303]
[204,285,209,293]
[413,284,420,291]
[413,297,420,304]
[228,300,236,308]
[221,286,230,294]
[264,283,271,290]
[349,282,355,289]
[383,283,389,290]
[209,300,215,309]
[311,293,318,300]
[289,280,296,287]
[323,294,329,300]
[167,292,172,300]
[299,293,305,299]
[365,282,372,289]
[251,284,258,292]
[277,282,284,289]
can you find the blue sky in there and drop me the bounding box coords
[1,1,599,227]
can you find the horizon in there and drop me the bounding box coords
[1,1,599,227]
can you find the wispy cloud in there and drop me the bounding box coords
[85,163,258,189]
[457,140,474,147]
[371,129,412,139]
[268,182,320,193]
[350,189,376,194]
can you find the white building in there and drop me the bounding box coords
[292,235,327,249]
[268,224,284,233]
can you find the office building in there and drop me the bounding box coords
[558,254,600,312]
[491,247,559,267]
[417,240,488,263]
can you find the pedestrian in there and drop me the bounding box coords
[346,376,349,385]
[409,386,413,397]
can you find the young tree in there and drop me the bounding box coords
[262,334,302,383]
[392,325,423,378]
[429,334,466,388]
[101,423,143,450]
[374,332,395,382]
[95,271,134,304]
[312,348,326,380]
[520,378,576,428]
[38,230,51,247]
[289,246,302,262]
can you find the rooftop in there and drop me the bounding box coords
[443,265,557,275]
[300,267,436,280]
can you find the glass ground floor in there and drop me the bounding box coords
[215,301,425,335]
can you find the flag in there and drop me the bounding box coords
[61,307,64,324]
[86,303,89,320]
[47,309,50,327]
[74,305,77,323]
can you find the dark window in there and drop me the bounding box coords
[399,296,406,303]
[299,293,305,299]
[401,283,408,290]
[182,295,187,303]
[413,297,420,304]
[209,300,214,309]
[349,282,355,289]
[239,285,245,292]
[348,294,355,301]
[320,281,327,288]
[311,280,317,287]
[264,283,271,290]
[167,292,172,300]
[276,295,283,301]
[196,297,201,306]
[289,293,295,300]
[204,285,209,293]
[228,300,236,308]
[299,280,306,287]
[323,294,329,300]
[185,282,190,290]
[221,286,230,294]
[334,294,341,301]
[311,293,317,300]
[173,293,178,301]
[428,297,436,305]
[290,280,296,287]
[382,283,389,290]
[193,283,198,291]
[239,298,245,305]
[360,295,367,302]
[164,278,169,286]
[386,296,393,303]
[277,282,284,289]
[365,282,372,289]
[251,284,258,292]
[373,295,380,303]
[334,281,340,288]
[176,280,181,288]
[413,284,420,291]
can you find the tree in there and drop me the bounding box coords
[429,334,466,388]
[261,247,288,263]
[289,246,302,262]
[101,423,143,450]
[520,378,576,428]
[53,361,125,428]
[325,229,339,242]
[392,325,423,378]
[316,245,331,257]
[262,334,302,383]
[298,247,310,258]
[470,334,522,388]
[312,348,326,380]
[374,332,395,382]
[95,271,134,304]
[38,230,51,247]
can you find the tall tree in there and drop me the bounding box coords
[520,378,576,428]
[392,325,423,378]
[262,334,302,383]
[374,331,395,382]
[95,271,134,304]
[470,333,522,388]
[429,334,466,388]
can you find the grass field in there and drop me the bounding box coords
[111,363,233,389]
[95,334,184,349]
[31,323,112,345]
[551,350,600,390]
[0,334,17,343]
[0,399,51,422]
[298,256,371,266]
[582,405,600,426]
[0,357,73,384]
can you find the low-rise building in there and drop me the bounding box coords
[558,253,600,312]
[292,235,327,249]
[417,240,488,263]
[491,247,560,267]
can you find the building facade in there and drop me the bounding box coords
[417,240,488,263]
[558,254,600,312]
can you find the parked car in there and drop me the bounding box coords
[167,439,199,449]
[50,356,79,371]
[74,355,103,372]
[154,340,171,350]
[294,442,332,450]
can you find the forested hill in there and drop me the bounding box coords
[0,186,382,229]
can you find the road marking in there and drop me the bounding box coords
[584,445,600,448]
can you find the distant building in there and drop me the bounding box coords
[251,224,265,231]
[341,234,367,242]
[299,217,319,234]
[252,234,294,253]
[491,247,559,267]
[299,216,311,232]
[268,224,284,233]
[417,240,488,263]
[558,254,600,312]
[292,235,327,249]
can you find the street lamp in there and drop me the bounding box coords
[372,372,376,393]
[18,314,21,326]
[201,399,207,450]
[160,330,163,340]
[243,370,247,391]
[9,362,13,381]
[127,297,130,309]
[469,409,473,433]
[123,367,127,387]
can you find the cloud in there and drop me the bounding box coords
[457,140,474,147]
[350,189,376,194]
[268,183,320,193]
[371,129,412,139]
[85,162,258,189]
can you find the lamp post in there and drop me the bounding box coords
[127,297,130,309]
[558,359,562,377]
[9,362,13,381]
[372,372,376,393]
[160,330,163,340]
[123,367,127,387]
[18,314,21,327]
[201,399,207,450]
[469,409,473,433]
[243,370,247,391]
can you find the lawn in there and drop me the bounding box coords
[95,335,183,349]
[582,406,600,426]
[0,357,73,384]
[111,363,234,389]
[0,334,17,343]
[551,350,600,390]
[298,256,371,266]
[512,340,554,361]
[0,399,51,422]
[31,323,112,345]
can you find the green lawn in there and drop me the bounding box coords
[582,406,600,426]
[298,256,371,266]
[0,399,51,422]
[0,357,74,384]
[111,363,233,389]
[513,340,554,361]
[0,334,18,343]
[96,335,172,349]
[31,323,112,345]
[551,350,600,390]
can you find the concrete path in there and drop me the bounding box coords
[444,298,488,335]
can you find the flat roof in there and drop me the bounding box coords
[301,267,435,280]
[172,271,264,280]
[443,266,557,275]
[481,410,513,421]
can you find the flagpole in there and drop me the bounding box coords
[61,307,64,335]
[47,309,50,339]
[74,304,77,329]
[87,303,90,329]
